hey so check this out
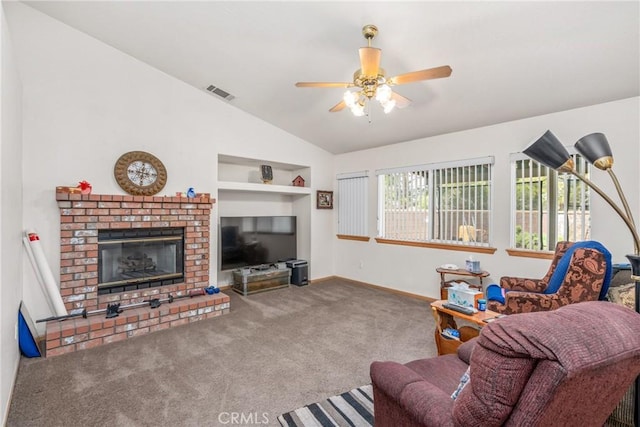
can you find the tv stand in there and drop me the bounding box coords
[232,266,291,296]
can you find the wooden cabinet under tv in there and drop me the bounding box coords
[232,267,291,296]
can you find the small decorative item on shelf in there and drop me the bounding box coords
[77,180,92,195]
[292,175,305,187]
[260,165,273,184]
[186,187,196,198]
[317,190,333,209]
[204,285,220,295]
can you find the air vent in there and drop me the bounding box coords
[205,85,235,101]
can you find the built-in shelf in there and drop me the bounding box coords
[216,154,312,286]
[217,181,312,196]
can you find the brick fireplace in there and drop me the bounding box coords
[45,191,229,357]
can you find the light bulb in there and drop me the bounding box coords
[343,91,357,107]
[375,84,392,103]
[351,103,365,117]
[383,99,396,114]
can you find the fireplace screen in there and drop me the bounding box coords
[98,227,184,295]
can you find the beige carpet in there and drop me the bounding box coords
[7,278,436,426]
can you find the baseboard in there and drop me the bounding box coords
[221,276,435,303]
[334,276,436,303]
[308,276,337,284]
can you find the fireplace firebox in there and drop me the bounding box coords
[98,227,184,295]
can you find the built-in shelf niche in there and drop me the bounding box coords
[218,154,310,190]
[216,154,312,286]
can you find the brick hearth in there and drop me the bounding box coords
[46,191,229,357]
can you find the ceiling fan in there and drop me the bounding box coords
[295,24,452,116]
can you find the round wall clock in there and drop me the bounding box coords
[114,151,167,196]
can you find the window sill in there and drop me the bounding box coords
[505,249,554,260]
[336,234,370,242]
[374,238,497,254]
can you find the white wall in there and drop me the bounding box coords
[334,97,640,299]
[0,4,23,423]
[4,3,334,326]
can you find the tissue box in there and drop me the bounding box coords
[465,259,481,273]
[448,286,483,309]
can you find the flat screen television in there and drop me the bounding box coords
[220,216,297,270]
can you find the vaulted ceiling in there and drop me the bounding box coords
[24,1,640,154]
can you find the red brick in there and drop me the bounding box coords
[47,345,76,357]
[46,325,61,341]
[72,323,88,334]
[139,318,159,328]
[160,313,179,323]
[76,338,103,350]
[68,333,88,344]
[115,323,138,333]
[103,333,127,344]
[127,327,149,337]
[61,326,75,338]
[110,222,132,228]
[46,339,61,350]
[89,328,115,339]
[97,202,121,208]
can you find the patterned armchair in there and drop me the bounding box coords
[487,241,608,315]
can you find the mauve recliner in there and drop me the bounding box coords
[370,301,640,426]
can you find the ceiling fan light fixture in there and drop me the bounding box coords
[343,90,358,107]
[382,99,396,114]
[294,25,452,120]
[375,84,392,103]
[350,101,366,116]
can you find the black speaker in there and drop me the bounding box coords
[286,260,308,286]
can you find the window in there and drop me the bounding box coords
[510,152,590,251]
[336,171,368,238]
[376,157,494,247]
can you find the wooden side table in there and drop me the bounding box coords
[436,267,490,300]
[431,300,501,356]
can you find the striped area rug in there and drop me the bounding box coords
[278,385,373,427]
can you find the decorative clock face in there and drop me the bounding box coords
[127,160,158,187]
[114,151,167,196]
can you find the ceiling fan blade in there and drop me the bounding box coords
[387,65,452,86]
[329,100,347,112]
[295,82,354,88]
[390,91,412,109]
[359,47,382,77]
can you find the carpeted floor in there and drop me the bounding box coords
[7,278,436,426]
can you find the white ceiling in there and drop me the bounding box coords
[24,1,639,154]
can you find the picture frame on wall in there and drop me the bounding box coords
[317,190,333,209]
